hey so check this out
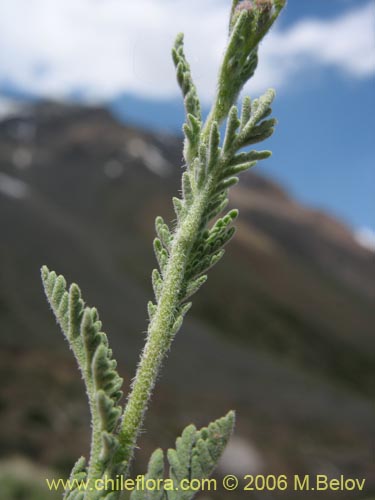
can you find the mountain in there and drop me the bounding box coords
[0,102,374,499]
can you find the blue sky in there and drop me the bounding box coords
[0,0,374,238]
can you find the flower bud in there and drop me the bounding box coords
[231,0,274,32]
[255,0,273,10]
[214,0,285,125]
[231,0,254,28]
[235,0,255,14]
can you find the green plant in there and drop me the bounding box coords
[41,1,285,498]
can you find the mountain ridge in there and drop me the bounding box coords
[0,101,374,499]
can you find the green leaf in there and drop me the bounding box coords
[147,301,157,322]
[41,266,123,479]
[182,171,194,205]
[155,216,172,251]
[183,113,202,165]
[221,160,257,178]
[207,122,221,173]
[172,197,186,222]
[63,457,87,500]
[241,88,275,133]
[229,149,272,166]
[69,283,84,339]
[152,269,163,302]
[184,275,208,301]
[167,411,235,500]
[240,96,252,129]
[130,449,166,500]
[154,238,168,275]
[132,412,234,500]
[172,33,201,121]
[223,106,240,155]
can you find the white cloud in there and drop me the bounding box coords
[0,0,373,104]
[251,1,375,93]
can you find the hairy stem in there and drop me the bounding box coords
[86,380,103,484]
[118,187,211,472]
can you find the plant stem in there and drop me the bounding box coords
[118,189,209,471]
[86,379,103,482]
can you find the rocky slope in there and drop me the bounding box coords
[0,103,374,499]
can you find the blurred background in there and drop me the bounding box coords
[0,0,374,499]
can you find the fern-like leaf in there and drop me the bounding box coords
[130,449,166,500]
[131,412,234,500]
[63,457,87,500]
[41,266,123,480]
